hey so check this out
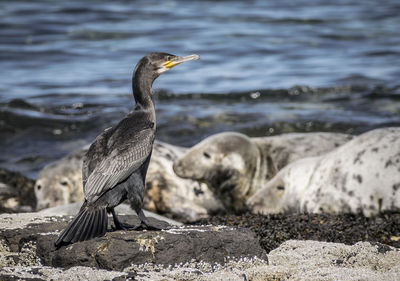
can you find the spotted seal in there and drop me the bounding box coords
[173,131,353,212]
[35,141,223,221]
[247,127,400,216]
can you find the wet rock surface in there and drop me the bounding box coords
[194,212,400,253]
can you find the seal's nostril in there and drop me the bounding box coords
[203,152,211,158]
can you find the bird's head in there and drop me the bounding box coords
[134,52,200,81]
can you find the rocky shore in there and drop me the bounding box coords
[1,168,400,280]
[0,211,399,280]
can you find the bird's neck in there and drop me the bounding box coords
[132,70,156,113]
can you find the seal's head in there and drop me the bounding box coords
[246,173,286,214]
[35,174,79,210]
[173,132,260,212]
[34,150,85,210]
[247,157,319,214]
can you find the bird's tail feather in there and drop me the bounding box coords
[55,203,107,247]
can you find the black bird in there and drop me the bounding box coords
[55,53,200,247]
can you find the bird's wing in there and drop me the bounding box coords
[83,127,154,202]
[82,127,113,188]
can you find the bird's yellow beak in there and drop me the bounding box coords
[163,54,200,70]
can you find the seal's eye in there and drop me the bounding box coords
[277,185,285,190]
[203,152,211,159]
[61,180,69,186]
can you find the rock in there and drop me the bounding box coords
[0,213,400,281]
[0,266,127,281]
[1,240,399,281]
[1,212,399,280]
[41,225,266,271]
[0,168,36,213]
[119,240,400,281]
[0,212,267,272]
[265,240,400,281]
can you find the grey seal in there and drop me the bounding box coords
[247,127,400,216]
[173,131,353,212]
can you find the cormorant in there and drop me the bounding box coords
[55,52,200,247]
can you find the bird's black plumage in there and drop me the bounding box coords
[55,52,199,247]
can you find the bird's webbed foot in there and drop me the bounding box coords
[137,209,167,231]
[111,208,169,232]
[135,222,164,231]
[111,209,136,231]
[112,221,135,231]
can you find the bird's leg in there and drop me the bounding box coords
[111,208,164,231]
[136,209,164,231]
[111,208,135,230]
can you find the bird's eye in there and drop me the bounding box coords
[61,180,68,186]
[167,56,172,61]
[36,184,41,190]
[277,185,285,190]
[203,152,211,158]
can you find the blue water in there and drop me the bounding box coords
[1,0,400,99]
[1,0,400,177]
